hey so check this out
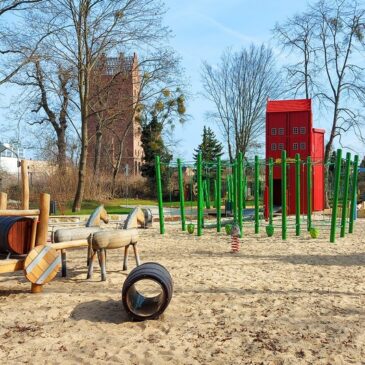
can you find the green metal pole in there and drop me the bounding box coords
[217,157,222,232]
[254,155,260,234]
[330,149,342,243]
[340,152,351,237]
[238,152,243,237]
[227,175,231,203]
[233,162,237,221]
[268,157,274,226]
[213,179,216,209]
[281,150,287,240]
[349,155,359,234]
[206,178,211,209]
[243,168,247,209]
[295,154,301,236]
[197,152,203,236]
[155,155,165,234]
[306,156,312,232]
[177,158,186,232]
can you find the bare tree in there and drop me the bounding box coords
[273,0,365,161]
[11,57,74,171]
[273,13,318,99]
[202,44,283,161]
[0,0,45,84]
[22,0,170,211]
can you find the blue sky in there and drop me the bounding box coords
[0,0,363,160]
[165,0,309,160]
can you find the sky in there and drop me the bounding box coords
[0,0,364,160]
[164,0,308,160]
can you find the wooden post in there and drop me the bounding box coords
[21,160,29,210]
[36,193,50,246]
[0,192,7,210]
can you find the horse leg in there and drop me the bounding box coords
[61,249,67,277]
[123,245,129,271]
[87,248,97,279]
[132,244,141,266]
[87,244,91,266]
[99,248,107,281]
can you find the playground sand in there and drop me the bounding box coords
[1,220,365,364]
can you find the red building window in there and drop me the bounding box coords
[300,142,306,150]
[271,128,277,135]
[293,143,298,150]
[293,127,299,134]
[278,143,284,150]
[300,127,306,134]
[278,128,284,135]
[271,143,277,151]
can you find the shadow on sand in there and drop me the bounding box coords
[70,299,131,324]
[192,250,365,267]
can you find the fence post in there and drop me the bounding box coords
[306,156,312,231]
[177,158,186,231]
[281,150,287,240]
[238,152,243,237]
[349,155,359,234]
[155,156,165,234]
[330,149,342,243]
[295,154,301,236]
[340,152,351,237]
[268,158,274,227]
[233,162,237,222]
[197,152,203,236]
[254,155,260,234]
[216,157,222,232]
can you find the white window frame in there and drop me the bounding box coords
[293,127,299,135]
[271,143,277,151]
[271,128,277,136]
[278,128,285,135]
[300,142,306,150]
[300,127,306,135]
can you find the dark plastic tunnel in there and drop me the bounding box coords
[122,262,173,321]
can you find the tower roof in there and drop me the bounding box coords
[267,99,312,113]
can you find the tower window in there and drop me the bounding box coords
[271,128,277,136]
[271,143,277,151]
[300,127,306,134]
[278,128,284,135]
[293,127,299,134]
[300,142,306,150]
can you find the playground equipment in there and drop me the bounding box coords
[122,262,173,321]
[87,228,140,281]
[155,148,359,243]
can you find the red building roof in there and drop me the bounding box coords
[266,99,311,113]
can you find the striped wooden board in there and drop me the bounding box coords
[24,245,61,285]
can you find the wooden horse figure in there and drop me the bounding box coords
[86,207,149,281]
[53,205,109,277]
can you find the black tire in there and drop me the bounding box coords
[122,262,173,321]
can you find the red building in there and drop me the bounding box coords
[88,53,143,176]
[264,99,325,215]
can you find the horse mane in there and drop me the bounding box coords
[86,205,104,227]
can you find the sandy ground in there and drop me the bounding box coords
[0,219,364,365]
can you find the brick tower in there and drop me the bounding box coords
[88,53,143,176]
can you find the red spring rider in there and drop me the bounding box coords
[231,223,241,253]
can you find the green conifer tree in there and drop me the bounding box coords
[193,126,223,162]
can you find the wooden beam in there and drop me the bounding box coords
[0,259,24,273]
[49,240,88,251]
[21,160,29,210]
[0,209,40,216]
[0,192,7,210]
[36,193,50,246]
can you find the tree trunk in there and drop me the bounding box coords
[56,128,67,172]
[93,128,102,177]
